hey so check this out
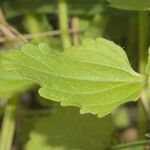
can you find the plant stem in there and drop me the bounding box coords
[71,17,80,45]
[111,140,150,150]
[138,12,149,138]
[25,13,42,43]
[58,0,71,49]
[24,13,50,43]
[0,97,18,150]
[138,12,149,74]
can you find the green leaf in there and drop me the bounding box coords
[0,70,33,99]
[108,0,150,10]
[0,52,34,99]
[4,38,144,117]
[2,0,105,19]
[25,107,113,150]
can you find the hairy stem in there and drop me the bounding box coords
[0,97,18,150]
[58,0,71,49]
[24,13,50,43]
[138,12,149,74]
[138,11,149,138]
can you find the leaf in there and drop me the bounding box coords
[20,116,39,148]
[0,52,34,99]
[122,147,144,150]
[3,38,144,117]
[2,0,105,19]
[25,107,113,150]
[108,0,150,10]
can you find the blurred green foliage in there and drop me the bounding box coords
[0,0,150,150]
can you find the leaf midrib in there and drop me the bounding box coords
[17,51,142,80]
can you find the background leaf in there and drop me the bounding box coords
[2,0,106,19]
[0,52,34,99]
[108,0,150,10]
[24,107,113,150]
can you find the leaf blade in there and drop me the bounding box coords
[25,107,113,150]
[3,38,144,117]
[108,0,150,10]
